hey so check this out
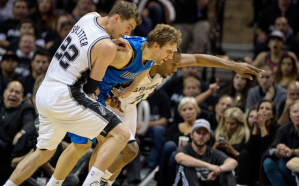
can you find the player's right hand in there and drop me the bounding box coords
[105,95,124,113]
[112,38,132,51]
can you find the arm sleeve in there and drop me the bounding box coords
[212,149,229,165]
[21,107,36,132]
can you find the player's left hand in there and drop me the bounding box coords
[111,87,132,98]
[105,95,124,113]
[112,38,132,51]
[87,93,98,101]
[234,63,264,80]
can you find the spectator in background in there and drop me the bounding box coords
[263,100,299,186]
[0,51,20,95]
[157,97,199,186]
[174,119,237,186]
[48,20,73,57]
[19,50,50,97]
[274,16,299,58]
[72,0,95,22]
[172,0,212,53]
[47,13,74,53]
[28,0,56,48]
[286,156,299,182]
[15,33,36,76]
[251,31,298,72]
[0,81,36,185]
[137,89,171,170]
[274,55,298,89]
[213,107,250,158]
[246,65,286,111]
[278,81,299,125]
[255,0,299,56]
[161,66,209,118]
[0,0,28,48]
[0,0,15,21]
[245,100,280,184]
[245,106,257,130]
[5,18,45,51]
[218,72,252,111]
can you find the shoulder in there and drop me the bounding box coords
[274,84,287,93]
[93,39,117,54]
[210,147,228,158]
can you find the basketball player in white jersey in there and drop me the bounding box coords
[3,2,142,186]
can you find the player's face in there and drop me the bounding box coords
[153,43,177,65]
[112,17,136,39]
[158,58,179,78]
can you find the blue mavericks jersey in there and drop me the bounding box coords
[97,36,155,105]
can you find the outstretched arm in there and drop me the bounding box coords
[176,53,263,80]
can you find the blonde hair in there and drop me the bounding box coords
[177,97,200,114]
[215,107,250,144]
[183,76,201,89]
[147,24,182,48]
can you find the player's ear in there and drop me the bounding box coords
[153,42,160,50]
[113,14,120,22]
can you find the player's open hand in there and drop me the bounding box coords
[105,95,124,113]
[234,63,264,80]
[112,38,132,51]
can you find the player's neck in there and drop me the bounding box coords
[96,17,110,35]
[142,42,154,64]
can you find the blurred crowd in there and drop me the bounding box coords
[0,0,299,186]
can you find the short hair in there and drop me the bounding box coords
[183,76,201,89]
[6,81,24,93]
[108,1,142,25]
[259,65,273,73]
[177,97,200,114]
[13,0,27,6]
[217,95,233,104]
[19,18,34,29]
[19,33,35,42]
[147,24,182,48]
[32,50,51,63]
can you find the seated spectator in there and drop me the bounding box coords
[156,97,199,186]
[19,50,50,97]
[0,51,21,95]
[72,0,96,22]
[254,0,299,56]
[274,55,298,89]
[263,100,299,186]
[277,81,299,124]
[0,0,14,22]
[15,33,36,76]
[246,100,280,184]
[28,0,56,47]
[0,81,36,185]
[137,89,171,169]
[161,66,209,118]
[245,107,257,129]
[48,21,73,57]
[286,156,299,183]
[213,107,250,158]
[201,95,233,131]
[218,72,252,111]
[246,65,286,111]
[252,31,298,72]
[274,16,299,58]
[172,0,212,54]
[0,0,28,48]
[174,119,238,186]
[5,18,45,51]
[48,13,74,55]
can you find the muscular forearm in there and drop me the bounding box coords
[286,157,299,173]
[149,117,168,127]
[194,54,237,70]
[175,153,211,168]
[219,158,238,172]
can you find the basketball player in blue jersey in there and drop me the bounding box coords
[46,24,182,186]
[4,2,143,186]
[50,27,264,186]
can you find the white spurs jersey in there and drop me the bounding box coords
[120,72,163,112]
[44,14,111,86]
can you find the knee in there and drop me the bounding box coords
[122,142,139,163]
[36,148,56,159]
[153,125,166,135]
[163,141,177,152]
[111,123,131,143]
[263,158,276,173]
[277,160,287,173]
